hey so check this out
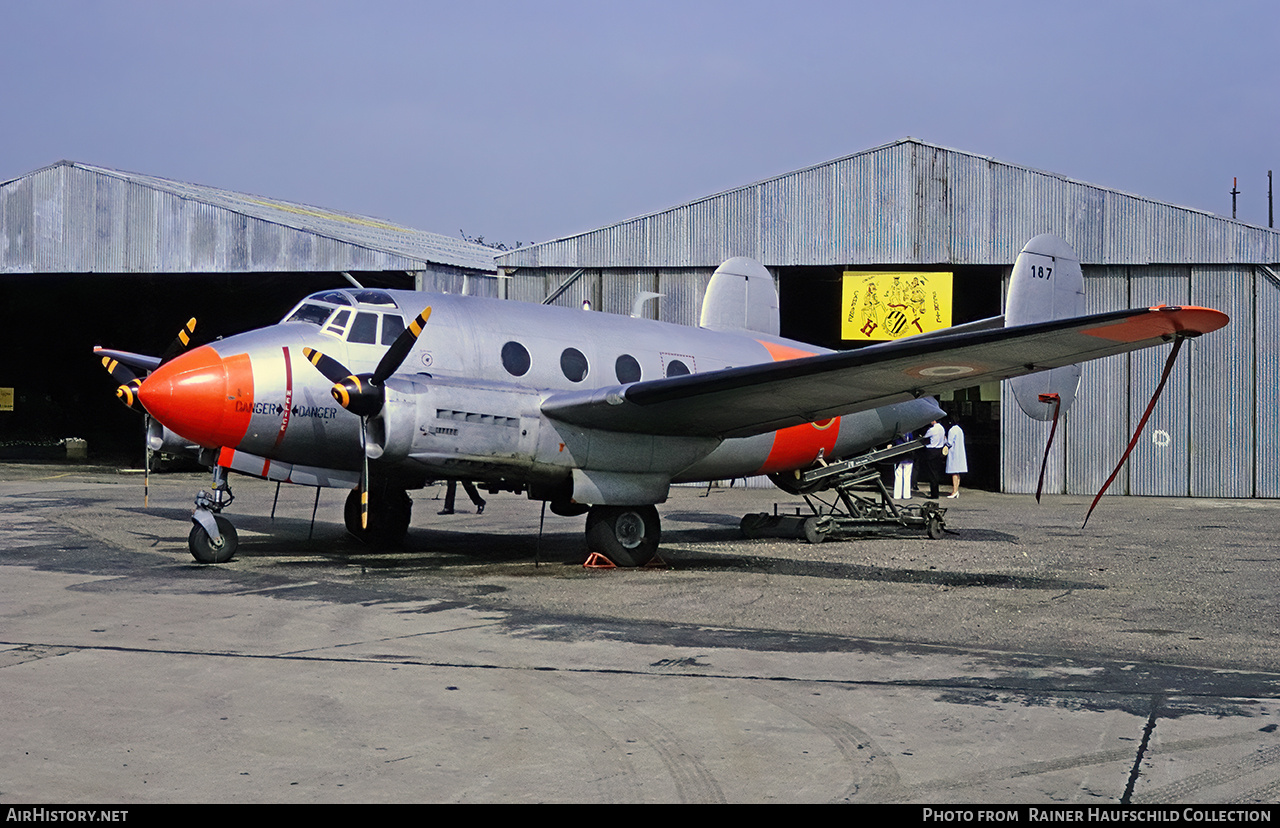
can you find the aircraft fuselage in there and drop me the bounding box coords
[138,288,943,505]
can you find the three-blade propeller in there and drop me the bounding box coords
[99,318,198,412]
[96,317,199,505]
[302,307,432,530]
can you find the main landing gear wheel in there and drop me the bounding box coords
[585,505,661,567]
[188,516,238,564]
[344,486,412,548]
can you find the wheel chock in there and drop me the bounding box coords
[583,552,617,569]
[583,552,669,569]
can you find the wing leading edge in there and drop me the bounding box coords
[540,305,1228,439]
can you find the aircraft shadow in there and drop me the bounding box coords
[127,506,1089,588]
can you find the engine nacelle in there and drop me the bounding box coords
[367,375,544,478]
[146,418,201,458]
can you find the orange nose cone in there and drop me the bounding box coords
[138,345,254,449]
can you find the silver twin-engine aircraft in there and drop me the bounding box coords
[95,235,1228,565]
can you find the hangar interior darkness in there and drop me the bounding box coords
[0,270,413,464]
[778,264,1006,490]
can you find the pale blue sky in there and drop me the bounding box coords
[4,0,1276,244]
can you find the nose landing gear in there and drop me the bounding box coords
[189,466,238,563]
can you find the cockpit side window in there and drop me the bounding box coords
[324,309,352,337]
[348,312,378,344]
[381,314,406,345]
[285,303,335,326]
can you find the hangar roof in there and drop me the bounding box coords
[0,160,497,274]
[496,138,1280,269]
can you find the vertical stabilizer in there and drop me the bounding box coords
[1006,234,1085,420]
[699,257,780,335]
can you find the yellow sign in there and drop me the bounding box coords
[0,388,12,412]
[841,271,953,341]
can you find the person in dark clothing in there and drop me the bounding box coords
[440,480,486,514]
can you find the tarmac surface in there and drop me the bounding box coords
[1,462,1278,804]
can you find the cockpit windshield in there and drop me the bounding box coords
[281,289,402,326]
[280,289,407,346]
[284,303,335,326]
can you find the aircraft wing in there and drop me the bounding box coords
[540,305,1228,439]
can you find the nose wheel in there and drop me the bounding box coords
[189,515,238,563]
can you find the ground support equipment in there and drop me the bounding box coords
[739,439,946,543]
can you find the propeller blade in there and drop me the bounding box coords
[115,378,145,412]
[302,347,353,384]
[159,318,198,364]
[100,355,141,386]
[373,307,431,385]
[360,421,370,530]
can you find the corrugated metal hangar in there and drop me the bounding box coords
[493,138,1280,498]
[3,140,1278,499]
[0,160,497,460]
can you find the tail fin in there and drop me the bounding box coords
[1006,234,1085,420]
[699,257,779,335]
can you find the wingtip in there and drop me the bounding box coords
[1083,306,1230,343]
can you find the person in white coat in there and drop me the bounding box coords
[893,432,915,499]
[923,420,946,499]
[945,418,968,498]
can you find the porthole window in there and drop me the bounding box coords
[560,347,589,382]
[665,359,690,377]
[501,341,531,376]
[615,354,641,384]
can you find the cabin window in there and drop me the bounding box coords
[501,341,531,376]
[381,314,405,345]
[665,359,690,377]
[348,312,379,344]
[560,348,588,382]
[615,354,641,384]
